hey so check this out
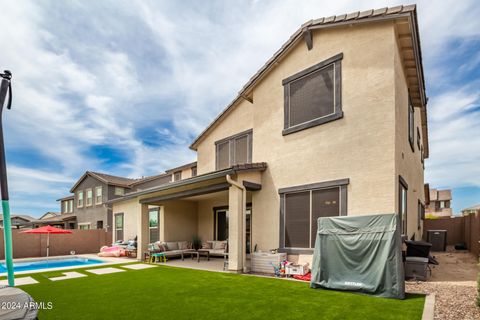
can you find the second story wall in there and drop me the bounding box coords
[195,21,399,216]
[394,31,426,240]
[73,176,109,228]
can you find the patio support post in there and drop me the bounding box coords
[136,203,150,259]
[227,175,246,272]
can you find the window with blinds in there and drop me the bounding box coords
[215,130,252,170]
[284,187,340,249]
[283,53,343,135]
[280,180,348,252]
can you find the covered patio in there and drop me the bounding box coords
[110,163,266,272]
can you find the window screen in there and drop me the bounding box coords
[284,191,310,248]
[217,141,230,170]
[283,53,343,135]
[174,171,182,181]
[311,187,340,245]
[234,135,248,164]
[289,64,335,127]
[215,130,252,170]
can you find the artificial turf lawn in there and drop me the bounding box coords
[16,264,425,320]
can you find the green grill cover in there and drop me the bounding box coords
[310,213,405,299]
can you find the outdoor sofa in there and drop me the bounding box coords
[148,241,193,259]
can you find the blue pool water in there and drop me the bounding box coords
[0,257,104,273]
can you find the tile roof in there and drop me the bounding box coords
[89,171,140,187]
[462,204,480,212]
[0,214,36,222]
[165,161,197,174]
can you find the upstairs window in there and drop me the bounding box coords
[191,166,197,177]
[68,200,73,213]
[215,130,252,170]
[95,186,103,205]
[282,53,343,135]
[86,188,93,207]
[114,187,125,196]
[63,201,68,213]
[77,191,84,208]
[174,171,182,181]
[408,98,415,152]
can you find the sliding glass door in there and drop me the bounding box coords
[214,207,252,253]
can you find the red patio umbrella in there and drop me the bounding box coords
[22,225,72,257]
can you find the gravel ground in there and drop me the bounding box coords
[405,249,479,320]
[406,280,479,320]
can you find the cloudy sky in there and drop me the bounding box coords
[1,0,479,216]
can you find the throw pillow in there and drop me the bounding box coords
[178,241,189,250]
[166,241,179,251]
[202,242,212,249]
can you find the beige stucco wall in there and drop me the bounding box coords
[161,200,198,242]
[112,198,141,242]
[394,34,425,241]
[194,22,401,251]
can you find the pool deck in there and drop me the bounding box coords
[0,254,135,276]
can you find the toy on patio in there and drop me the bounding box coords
[98,245,125,257]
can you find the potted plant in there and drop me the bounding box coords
[192,235,202,250]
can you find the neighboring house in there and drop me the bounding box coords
[33,211,77,229]
[57,171,174,230]
[425,188,452,217]
[462,204,480,216]
[109,5,428,272]
[0,214,36,229]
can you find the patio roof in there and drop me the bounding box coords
[107,163,267,204]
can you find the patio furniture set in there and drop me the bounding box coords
[144,240,228,270]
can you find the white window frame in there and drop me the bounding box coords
[95,186,103,205]
[77,191,84,208]
[78,223,91,230]
[114,187,125,196]
[85,188,93,207]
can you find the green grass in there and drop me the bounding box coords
[16,265,425,320]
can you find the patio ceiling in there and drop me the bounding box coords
[108,163,266,206]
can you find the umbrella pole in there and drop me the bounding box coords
[0,72,14,286]
[47,233,50,257]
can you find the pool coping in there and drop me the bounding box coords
[0,254,136,276]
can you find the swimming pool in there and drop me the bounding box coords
[0,257,104,273]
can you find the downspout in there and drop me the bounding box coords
[226,174,247,273]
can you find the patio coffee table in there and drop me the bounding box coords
[197,249,210,261]
[182,250,199,262]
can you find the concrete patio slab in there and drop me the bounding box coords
[86,267,125,275]
[0,277,38,286]
[122,264,156,270]
[49,271,87,281]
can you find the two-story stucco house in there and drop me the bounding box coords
[109,5,429,272]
